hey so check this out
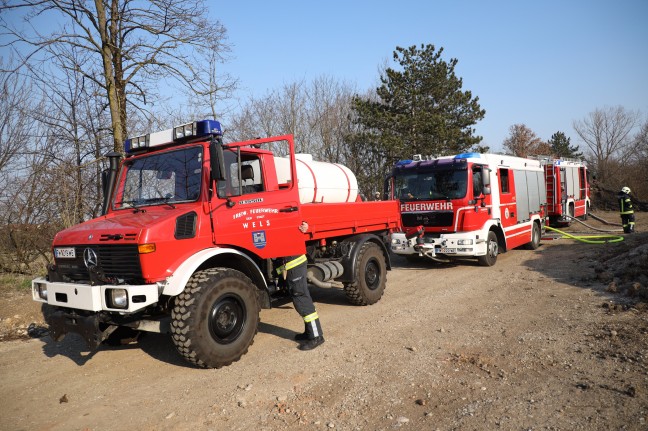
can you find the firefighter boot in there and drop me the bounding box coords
[298,314,324,351]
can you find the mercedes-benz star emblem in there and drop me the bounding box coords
[83,248,98,268]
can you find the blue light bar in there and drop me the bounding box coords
[124,120,223,154]
[396,159,413,166]
[454,152,481,159]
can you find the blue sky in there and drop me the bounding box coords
[215,0,648,152]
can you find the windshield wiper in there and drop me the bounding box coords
[142,197,176,209]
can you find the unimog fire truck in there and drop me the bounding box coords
[32,120,400,368]
[388,153,547,266]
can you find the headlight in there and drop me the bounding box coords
[391,238,402,245]
[457,239,474,245]
[107,288,128,309]
[35,282,48,300]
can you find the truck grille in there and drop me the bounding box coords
[54,244,143,284]
[402,211,454,228]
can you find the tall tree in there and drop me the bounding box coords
[547,131,583,159]
[349,44,485,194]
[351,44,485,159]
[1,0,234,153]
[502,124,550,157]
[573,106,640,184]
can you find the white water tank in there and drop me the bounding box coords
[274,154,359,203]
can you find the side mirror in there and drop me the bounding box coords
[481,166,491,187]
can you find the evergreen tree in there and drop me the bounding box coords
[350,44,485,164]
[548,131,583,159]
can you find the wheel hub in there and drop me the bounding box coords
[209,295,245,344]
[364,259,380,290]
[489,241,498,256]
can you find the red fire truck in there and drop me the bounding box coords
[388,153,547,266]
[32,120,400,368]
[536,157,590,226]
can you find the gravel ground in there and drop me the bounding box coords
[0,210,646,430]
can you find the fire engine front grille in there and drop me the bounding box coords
[402,211,454,228]
[53,244,143,284]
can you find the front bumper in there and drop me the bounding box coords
[391,233,486,258]
[32,277,163,313]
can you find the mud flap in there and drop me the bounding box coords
[46,309,117,349]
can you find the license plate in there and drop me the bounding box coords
[54,247,76,258]
[439,247,456,254]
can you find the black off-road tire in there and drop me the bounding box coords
[344,242,387,306]
[477,230,499,267]
[524,222,541,250]
[171,268,260,369]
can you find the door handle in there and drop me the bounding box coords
[279,206,298,213]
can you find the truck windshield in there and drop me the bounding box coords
[113,146,203,209]
[394,168,467,201]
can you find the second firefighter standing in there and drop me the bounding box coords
[617,186,635,233]
[275,221,325,351]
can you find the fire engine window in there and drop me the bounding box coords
[395,169,467,200]
[217,150,265,197]
[116,146,202,208]
[472,167,483,197]
[500,169,510,193]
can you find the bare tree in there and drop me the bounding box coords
[502,124,550,157]
[225,76,389,196]
[1,0,234,152]
[29,43,115,224]
[306,75,356,163]
[573,106,640,184]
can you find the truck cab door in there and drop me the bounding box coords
[497,167,517,230]
[463,165,492,230]
[212,142,306,258]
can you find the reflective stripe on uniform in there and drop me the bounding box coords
[276,254,307,274]
[303,312,319,323]
[620,198,634,215]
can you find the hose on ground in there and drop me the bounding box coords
[564,213,624,233]
[544,225,624,244]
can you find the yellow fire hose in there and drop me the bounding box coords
[544,225,625,244]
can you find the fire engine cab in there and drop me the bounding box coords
[32,120,400,368]
[388,153,547,266]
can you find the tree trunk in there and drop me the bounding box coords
[94,0,124,153]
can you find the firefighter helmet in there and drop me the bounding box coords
[621,186,631,194]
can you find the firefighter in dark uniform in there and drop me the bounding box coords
[617,186,635,233]
[275,221,325,351]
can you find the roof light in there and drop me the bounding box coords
[396,159,413,166]
[124,120,223,154]
[454,152,481,160]
[124,134,150,153]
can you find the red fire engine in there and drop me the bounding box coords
[32,120,400,368]
[388,153,547,266]
[536,157,590,226]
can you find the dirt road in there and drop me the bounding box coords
[1,212,647,430]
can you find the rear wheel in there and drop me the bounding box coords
[344,242,387,305]
[171,268,260,369]
[477,231,499,267]
[525,222,541,250]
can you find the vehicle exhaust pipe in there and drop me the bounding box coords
[101,152,123,215]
